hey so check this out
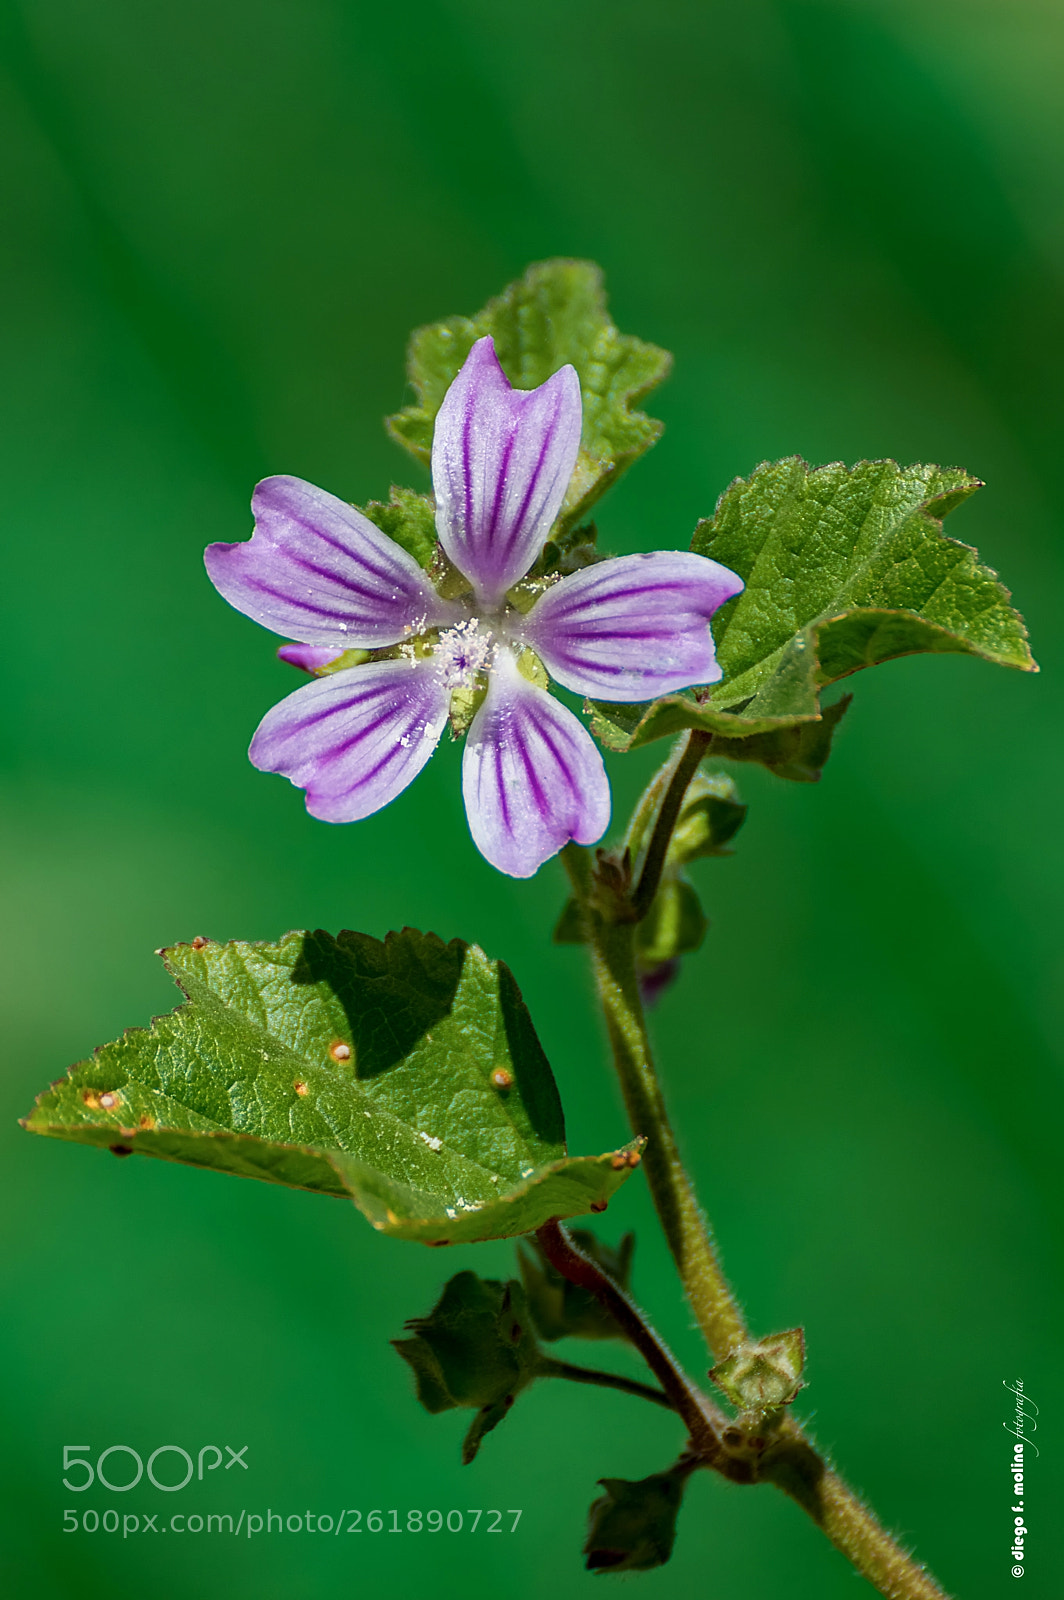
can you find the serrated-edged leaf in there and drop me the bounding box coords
[22,929,643,1244]
[386,259,671,532]
[591,457,1034,754]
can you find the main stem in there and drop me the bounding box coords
[561,732,952,1599]
[761,1420,950,1600]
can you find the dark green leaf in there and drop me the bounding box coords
[590,458,1035,754]
[584,1470,688,1573]
[518,1230,636,1342]
[386,259,672,533]
[22,930,643,1244]
[393,1272,540,1462]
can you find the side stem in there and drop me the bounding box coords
[631,728,713,917]
[563,848,747,1362]
[536,1220,727,1464]
[537,1357,673,1411]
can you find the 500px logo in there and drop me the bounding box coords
[62,1444,248,1493]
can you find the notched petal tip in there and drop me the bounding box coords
[431,341,583,606]
[205,473,453,649]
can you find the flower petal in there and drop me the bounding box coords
[462,651,610,877]
[517,551,744,702]
[206,475,455,648]
[249,657,450,823]
[431,337,582,607]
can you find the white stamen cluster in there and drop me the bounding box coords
[431,618,495,689]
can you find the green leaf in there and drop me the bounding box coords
[358,484,438,569]
[393,1272,541,1463]
[22,930,643,1245]
[590,457,1035,754]
[386,259,672,532]
[518,1230,636,1342]
[584,1470,688,1573]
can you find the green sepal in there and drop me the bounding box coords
[584,1469,688,1573]
[710,1328,806,1412]
[392,1272,540,1462]
[590,458,1034,757]
[553,898,587,947]
[386,259,671,535]
[518,1230,636,1342]
[359,485,438,569]
[22,930,644,1245]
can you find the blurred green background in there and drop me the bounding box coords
[2,1,1061,1595]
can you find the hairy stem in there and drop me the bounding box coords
[562,846,747,1362]
[760,1420,951,1600]
[536,1220,726,1463]
[538,1356,673,1411]
[559,733,952,1598]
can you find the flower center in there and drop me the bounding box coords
[431,618,495,690]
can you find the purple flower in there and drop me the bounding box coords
[205,337,743,878]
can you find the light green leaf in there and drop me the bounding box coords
[22,930,642,1244]
[590,458,1035,754]
[386,259,672,532]
[636,879,708,968]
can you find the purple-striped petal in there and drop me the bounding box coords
[516,552,744,702]
[461,651,610,878]
[277,642,347,673]
[431,337,582,607]
[249,657,450,823]
[206,475,455,648]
